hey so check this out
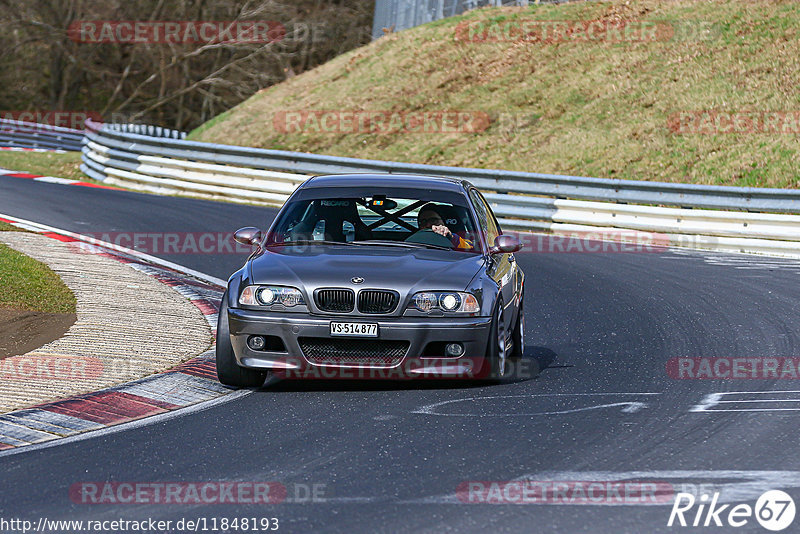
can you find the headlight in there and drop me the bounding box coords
[408,291,479,313]
[239,285,305,307]
[440,293,461,311]
[412,292,437,312]
[256,287,275,305]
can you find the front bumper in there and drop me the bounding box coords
[227,308,492,378]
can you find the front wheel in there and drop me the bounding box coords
[510,294,524,361]
[484,297,509,380]
[216,291,268,388]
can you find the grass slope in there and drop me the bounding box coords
[190,0,800,189]
[0,228,76,313]
[0,151,84,181]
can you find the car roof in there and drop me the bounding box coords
[301,173,470,192]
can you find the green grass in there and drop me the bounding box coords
[189,0,800,189]
[0,243,76,313]
[0,151,148,195]
[0,151,84,181]
[0,221,23,232]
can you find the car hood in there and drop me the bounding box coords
[248,244,485,294]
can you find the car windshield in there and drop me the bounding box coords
[266,193,479,253]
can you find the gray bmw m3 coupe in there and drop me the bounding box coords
[216,174,525,387]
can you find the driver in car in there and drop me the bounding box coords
[417,204,473,250]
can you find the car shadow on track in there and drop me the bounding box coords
[255,346,560,393]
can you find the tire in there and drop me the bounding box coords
[216,291,268,388]
[510,294,524,361]
[484,296,509,380]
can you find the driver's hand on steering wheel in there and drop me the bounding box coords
[431,224,452,238]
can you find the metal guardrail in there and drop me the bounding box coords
[0,118,84,151]
[103,122,187,140]
[372,0,568,40]
[81,119,800,258]
[82,120,800,213]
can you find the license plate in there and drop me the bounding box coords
[330,322,378,337]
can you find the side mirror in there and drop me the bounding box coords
[490,234,521,254]
[233,227,263,246]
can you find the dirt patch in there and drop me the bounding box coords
[0,308,75,359]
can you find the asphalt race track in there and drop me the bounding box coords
[2,176,800,533]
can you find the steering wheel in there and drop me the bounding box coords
[404,229,454,248]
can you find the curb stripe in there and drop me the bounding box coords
[34,176,78,185]
[76,395,160,419]
[114,370,225,407]
[192,299,218,316]
[41,232,78,242]
[107,390,179,411]
[87,391,176,415]
[1,413,76,435]
[43,403,121,425]
[72,181,122,190]
[0,434,29,447]
[7,408,104,432]
[0,169,123,191]
[0,420,58,443]
[176,361,218,380]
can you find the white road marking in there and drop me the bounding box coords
[412,393,659,417]
[675,250,800,271]
[691,390,800,413]
[33,176,78,185]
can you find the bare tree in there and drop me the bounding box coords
[0,0,373,129]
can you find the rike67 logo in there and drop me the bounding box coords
[668,490,796,531]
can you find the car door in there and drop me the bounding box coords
[469,189,515,331]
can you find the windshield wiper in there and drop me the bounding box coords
[351,240,452,251]
[267,239,454,251]
[265,240,357,247]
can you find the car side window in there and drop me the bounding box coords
[479,192,501,242]
[469,189,499,246]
